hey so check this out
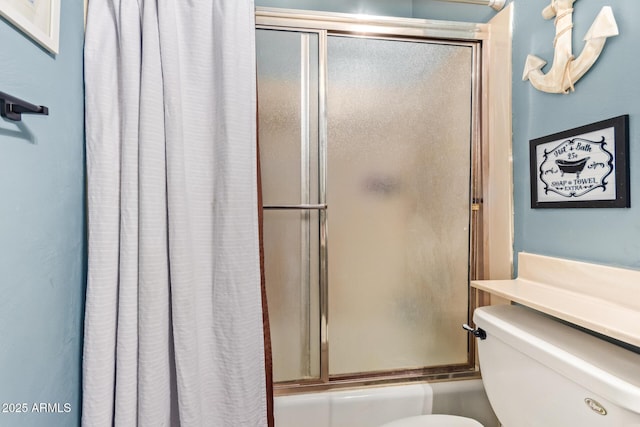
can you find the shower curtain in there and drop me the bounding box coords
[83,0,271,425]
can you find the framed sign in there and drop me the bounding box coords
[530,115,629,208]
[0,0,60,54]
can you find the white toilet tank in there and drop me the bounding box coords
[473,304,640,427]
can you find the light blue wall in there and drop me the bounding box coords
[512,0,640,270]
[0,1,85,426]
[412,0,496,22]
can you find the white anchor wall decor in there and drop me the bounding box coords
[523,1,619,94]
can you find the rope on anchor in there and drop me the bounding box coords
[553,8,574,47]
[551,4,576,92]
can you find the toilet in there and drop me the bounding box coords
[382,304,640,426]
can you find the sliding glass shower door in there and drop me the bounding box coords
[257,27,478,384]
[326,36,472,375]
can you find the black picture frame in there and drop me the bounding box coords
[530,115,630,208]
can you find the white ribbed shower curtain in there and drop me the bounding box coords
[82,0,268,425]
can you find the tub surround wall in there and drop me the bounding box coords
[0,2,85,426]
[482,4,513,282]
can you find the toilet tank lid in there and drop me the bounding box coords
[474,305,640,415]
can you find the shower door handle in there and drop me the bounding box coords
[263,204,327,210]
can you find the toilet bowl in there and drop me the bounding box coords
[380,414,483,427]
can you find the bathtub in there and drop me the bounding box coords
[274,379,500,427]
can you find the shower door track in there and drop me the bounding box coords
[257,7,487,394]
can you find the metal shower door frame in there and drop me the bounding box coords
[257,7,487,393]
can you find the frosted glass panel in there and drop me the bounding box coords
[256,29,321,382]
[263,210,320,382]
[327,36,473,375]
[256,29,319,206]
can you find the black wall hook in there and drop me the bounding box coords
[0,91,49,122]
